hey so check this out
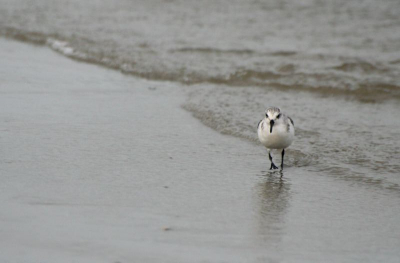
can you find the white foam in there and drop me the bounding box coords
[46,38,74,55]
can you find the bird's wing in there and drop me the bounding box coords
[288,116,294,126]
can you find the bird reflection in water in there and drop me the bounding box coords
[253,170,291,245]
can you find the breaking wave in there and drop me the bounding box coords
[1,26,399,102]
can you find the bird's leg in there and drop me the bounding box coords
[281,149,285,170]
[269,151,278,170]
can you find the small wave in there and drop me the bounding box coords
[268,51,297,57]
[268,82,400,102]
[171,47,255,55]
[1,27,87,61]
[390,59,400,65]
[2,27,399,103]
[315,166,400,195]
[276,64,296,74]
[332,61,388,73]
[208,69,282,86]
[172,48,297,57]
[171,48,297,57]
[47,38,74,56]
[1,27,48,45]
[204,69,400,102]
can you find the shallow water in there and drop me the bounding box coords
[183,84,400,191]
[1,0,400,262]
[1,0,400,100]
[2,39,400,263]
[1,0,399,176]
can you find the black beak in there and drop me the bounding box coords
[270,120,274,133]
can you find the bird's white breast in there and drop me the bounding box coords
[258,119,294,149]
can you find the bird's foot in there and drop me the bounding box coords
[270,163,279,170]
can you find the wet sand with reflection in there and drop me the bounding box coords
[1,38,400,262]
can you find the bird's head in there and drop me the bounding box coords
[265,107,282,133]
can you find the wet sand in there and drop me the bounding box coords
[1,38,400,262]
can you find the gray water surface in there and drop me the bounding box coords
[1,37,400,263]
[1,0,400,99]
[1,0,400,261]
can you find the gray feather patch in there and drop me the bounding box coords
[288,117,294,126]
[257,120,262,129]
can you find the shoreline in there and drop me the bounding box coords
[3,28,399,103]
[1,37,400,263]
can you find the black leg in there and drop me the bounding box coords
[281,149,285,170]
[269,151,278,170]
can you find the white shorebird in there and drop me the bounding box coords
[257,107,295,170]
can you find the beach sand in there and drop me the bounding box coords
[1,38,400,262]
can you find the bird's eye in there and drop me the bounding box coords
[266,114,269,118]
[277,113,281,119]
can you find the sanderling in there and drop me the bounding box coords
[257,107,295,170]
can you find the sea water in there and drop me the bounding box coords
[1,0,400,262]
